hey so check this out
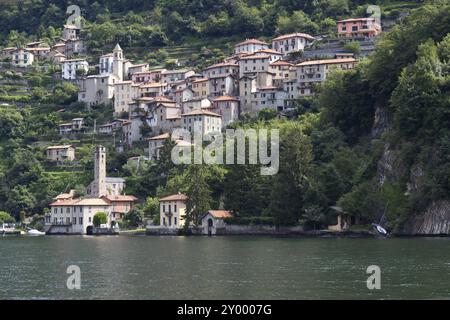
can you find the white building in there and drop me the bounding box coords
[78,74,119,106]
[238,54,271,78]
[234,39,269,54]
[208,74,237,98]
[182,109,222,136]
[113,81,139,115]
[271,33,315,55]
[63,24,80,41]
[201,210,233,235]
[203,62,239,79]
[61,58,88,80]
[210,96,240,127]
[161,69,195,85]
[147,133,170,160]
[10,49,34,67]
[295,58,357,96]
[181,98,212,114]
[99,53,114,75]
[253,49,283,63]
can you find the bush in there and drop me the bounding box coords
[93,212,108,227]
[0,211,15,224]
[224,216,275,226]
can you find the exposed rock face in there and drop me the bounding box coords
[377,144,406,185]
[372,104,391,138]
[400,200,450,235]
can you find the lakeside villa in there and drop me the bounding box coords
[45,145,136,234]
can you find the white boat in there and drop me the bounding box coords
[26,228,45,236]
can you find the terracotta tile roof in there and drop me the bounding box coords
[139,82,164,88]
[206,210,233,218]
[296,58,356,66]
[147,133,170,141]
[75,198,110,206]
[235,39,268,47]
[272,33,315,41]
[46,145,74,150]
[254,49,283,55]
[192,78,209,83]
[338,17,376,23]
[182,109,222,117]
[50,199,79,206]
[205,62,238,70]
[239,54,271,60]
[270,60,292,66]
[160,193,188,201]
[102,195,137,202]
[213,95,239,102]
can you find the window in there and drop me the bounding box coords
[89,217,92,223]
[79,217,83,225]
[174,217,177,225]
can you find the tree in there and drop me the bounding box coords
[184,165,212,228]
[0,211,15,224]
[93,212,108,227]
[143,197,159,217]
[270,122,313,225]
[123,207,144,228]
[258,108,278,121]
[343,41,361,55]
[276,11,319,35]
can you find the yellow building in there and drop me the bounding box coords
[159,193,188,229]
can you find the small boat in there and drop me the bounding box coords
[26,228,45,236]
[372,223,388,236]
[372,202,389,236]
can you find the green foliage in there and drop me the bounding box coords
[224,216,275,225]
[93,212,108,227]
[343,41,361,55]
[184,165,212,228]
[143,196,159,217]
[123,207,144,228]
[276,10,319,35]
[0,211,15,224]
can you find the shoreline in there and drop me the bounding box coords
[5,230,450,238]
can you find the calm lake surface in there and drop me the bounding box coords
[1,235,449,299]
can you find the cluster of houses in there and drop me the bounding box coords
[0,23,86,67]
[39,16,382,165]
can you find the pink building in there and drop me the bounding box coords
[132,69,164,83]
[337,18,381,38]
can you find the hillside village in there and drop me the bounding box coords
[1,17,381,148]
[1,14,382,235]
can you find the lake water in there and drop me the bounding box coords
[1,235,449,299]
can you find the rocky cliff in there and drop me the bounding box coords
[400,200,450,235]
[373,103,450,235]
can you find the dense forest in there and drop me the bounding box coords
[0,0,449,233]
